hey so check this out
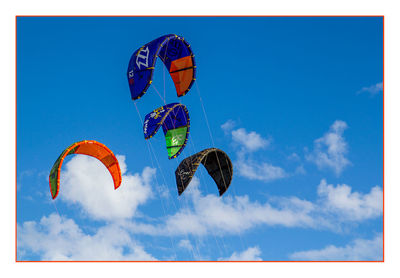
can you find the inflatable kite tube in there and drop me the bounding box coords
[143,103,190,159]
[48,140,122,199]
[127,34,196,101]
[175,148,233,196]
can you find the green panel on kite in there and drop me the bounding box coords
[49,147,75,197]
[165,126,188,158]
[49,167,59,197]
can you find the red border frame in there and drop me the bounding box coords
[15,15,384,263]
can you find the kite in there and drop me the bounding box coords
[48,140,122,199]
[127,34,196,100]
[175,148,233,196]
[143,103,190,159]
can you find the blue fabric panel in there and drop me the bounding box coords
[158,38,193,71]
[127,35,171,100]
[161,105,188,135]
[143,103,190,138]
[143,103,177,139]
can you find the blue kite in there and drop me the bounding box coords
[127,34,196,101]
[143,103,190,159]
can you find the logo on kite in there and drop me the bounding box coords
[136,46,150,69]
[150,107,166,119]
[171,134,185,145]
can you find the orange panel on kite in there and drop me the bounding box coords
[169,56,194,96]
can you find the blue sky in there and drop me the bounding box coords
[16,16,383,261]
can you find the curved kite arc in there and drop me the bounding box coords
[127,34,196,101]
[48,140,122,199]
[143,103,190,159]
[175,148,233,196]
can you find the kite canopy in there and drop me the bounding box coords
[143,103,190,159]
[48,140,122,199]
[175,148,233,196]
[127,34,196,100]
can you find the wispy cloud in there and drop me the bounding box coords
[17,153,382,261]
[287,153,301,161]
[317,179,383,221]
[306,120,351,175]
[221,120,271,153]
[221,119,236,134]
[218,246,262,261]
[231,128,270,152]
[357,82,383,96]
[17,213,156,261]
[178,239,194,251]
[295,165,306,175]
[59,155,154,221]
[221,120,286,182]
[127,178,382,237]
[289,233,383,261]
[235,158,287,181]
[125,177,316,236]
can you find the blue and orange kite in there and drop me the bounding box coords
[127,34,196,101]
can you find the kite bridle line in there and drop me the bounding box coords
[139,44,202,258]
[146,136,201,259]
[156,64,223,259]
[165,75,228,258]
[151,83,166,105]
[185,143,228,257]
[155,108,203,259]
[133,101,179,260]
[133,37,230,258]
[159,42,206,257]
[194,80,248,253]
[160,67,230,258]
[134,102,200,261]
[161,91,228,257]
[193,82,230,193]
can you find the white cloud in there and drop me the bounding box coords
[289,233,383,261]
[236,158,287,182]
[221,119,236,134]
[306,120,351,175]
[287,152,301,161]
[129,178,382,237]
[317,179,383,221]
[17,213,156,261]
[218,246,262,261]
[295,165,306,175]
[231,128,270,152]
[18,156,159,261]
[60,155,154,221]
[178,239,194,251]
[357,82,383,96]
[18,150,382,261]
[221,123,286,182]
